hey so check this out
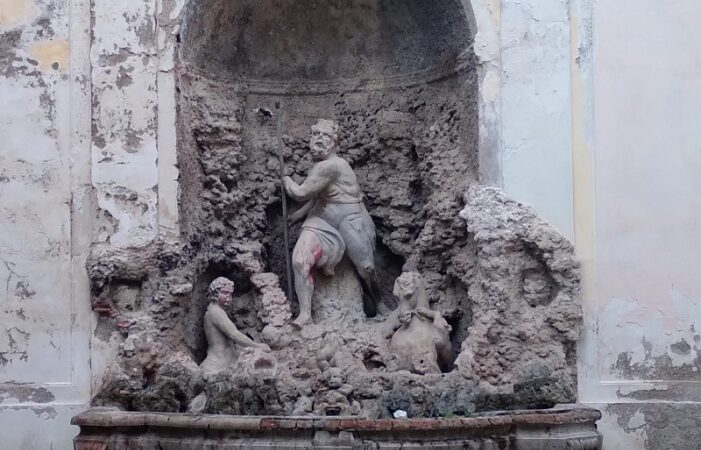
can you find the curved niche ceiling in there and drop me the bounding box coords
[181,0,473,91]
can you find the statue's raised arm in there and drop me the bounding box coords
[283,163,332,202]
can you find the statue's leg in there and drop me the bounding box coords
[339,219,381,318]
[291,231,319,327]
[358,264,381,318]
[436,339,455,373]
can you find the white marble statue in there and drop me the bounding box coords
[200,277,270,375]
[283,119,380,327]
[388,272,454,375]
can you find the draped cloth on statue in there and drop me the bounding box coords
[295,216,346,276]
[307,201,377,273]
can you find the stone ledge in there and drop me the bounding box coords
[72,407,603,449]
[72,407,601,431]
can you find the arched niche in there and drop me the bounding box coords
[174,0,480,356]
[180,0,475,92]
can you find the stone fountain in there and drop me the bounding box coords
[74,1,602,448]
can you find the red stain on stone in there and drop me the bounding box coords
[312,244,323,264]
[355,418,393,431]
[74,440,108,450]
[260,418,278,430]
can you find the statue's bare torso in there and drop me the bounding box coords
[286,155,362,205]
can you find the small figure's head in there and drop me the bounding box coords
[309,119,340,161]
[323,367,345,389]
[393,272,428,310]
[522,270,552,306]
[295,395,313,413]
[208,277,235,307]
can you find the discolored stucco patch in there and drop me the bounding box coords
[27,39,69,72]
[0,0,34,29]
[8,405,58,420]
[617,383,701,403]
[613,344,701,382]
[116,65,134,88]
[670,339,692,356]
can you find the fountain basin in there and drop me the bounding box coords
[72,407,602,449]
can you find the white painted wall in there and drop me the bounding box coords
[500,0,574,240]
[591,0,701,388]
[575,0,701,448]
[473,0,701,448]
[0,0,93,448]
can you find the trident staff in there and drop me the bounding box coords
[255,104,294,301]
[274,102,294,301]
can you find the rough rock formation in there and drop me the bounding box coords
[87,0,581,418]
[89,182,581,416]
[458,185,582,410]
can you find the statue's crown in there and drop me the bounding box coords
[313,119,340,136]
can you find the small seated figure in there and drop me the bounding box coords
[388,272,454,375]
[313,367,360,416]
[200,277,270,375]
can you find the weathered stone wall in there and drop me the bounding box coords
[176,72,478,344]
[84,0,582,420]
[87,0,484,416]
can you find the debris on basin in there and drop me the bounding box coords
[393,409,408,419]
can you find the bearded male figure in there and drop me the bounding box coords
[283,119,381,327]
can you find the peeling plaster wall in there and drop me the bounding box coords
[590,0,701,392]
[87,0,160,401]
[0,0,92,448]
[470,0,701,447]
[571,0,701,449]
[90,0,159,248]
[88,0,183,401]
[468,0,575,238]
[1,0,183,444]
[89,0,182,249]
[463,0,502,188]
[471,0,701,448]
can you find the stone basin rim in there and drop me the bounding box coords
[72,407,602,431]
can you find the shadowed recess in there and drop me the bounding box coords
[181,0,472,84]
